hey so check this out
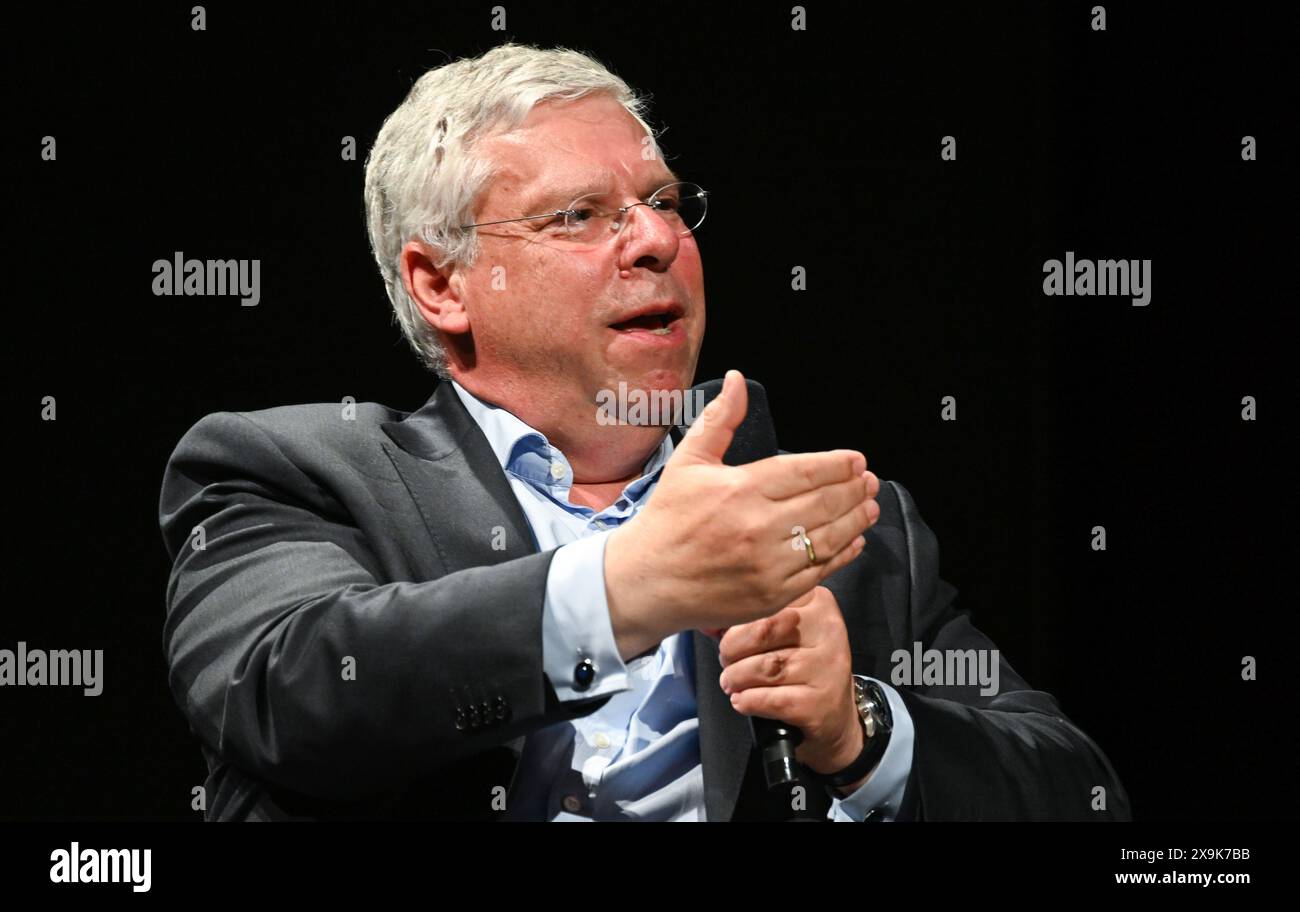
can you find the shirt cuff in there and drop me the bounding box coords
[542,531,631,702]
[825,678,915,821]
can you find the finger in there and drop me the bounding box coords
[719,647,804,694]
[728,683,819,723]
[743,450,866,500]
[672,369,748,466]
[786,587,819,609]
[786,495,877,578]
[772,494,873,582]
[719,608,801,667]
[784,530,867,596]
[773,473,869,542]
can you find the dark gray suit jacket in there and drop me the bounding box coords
[158,378,1131,821]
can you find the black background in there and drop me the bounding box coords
[6,1,1293,820]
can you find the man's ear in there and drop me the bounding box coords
[400,239,471,336]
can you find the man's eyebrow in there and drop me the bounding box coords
[522,169,682,214]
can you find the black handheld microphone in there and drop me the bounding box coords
[686,377,804,790]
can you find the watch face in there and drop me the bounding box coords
[856,678,892,737]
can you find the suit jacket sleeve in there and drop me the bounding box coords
[158,410,612,804]
[887,480,1132,821]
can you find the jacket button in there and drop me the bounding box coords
[495,696,509,720]
[573,659,596,692]
[468,705,481,728]
[454,708,467,731]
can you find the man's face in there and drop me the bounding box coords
[452,94,705,411]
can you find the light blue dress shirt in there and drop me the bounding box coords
[449,380,914,821]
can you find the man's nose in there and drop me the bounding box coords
[614,203,681,272]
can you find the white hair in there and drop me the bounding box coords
[363,42,663,377]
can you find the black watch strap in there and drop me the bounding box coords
[809,677,893,790]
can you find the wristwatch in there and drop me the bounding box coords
[808,675,893,790]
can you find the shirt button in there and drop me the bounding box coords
[549,461,566,480]
[594,732,611,750]
[593,520,608,530]
[562,795,582,813]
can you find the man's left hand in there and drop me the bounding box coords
[714,586,866,783]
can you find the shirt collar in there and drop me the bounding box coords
[448,379,674,491]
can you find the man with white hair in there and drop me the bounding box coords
[159,43,1130,821]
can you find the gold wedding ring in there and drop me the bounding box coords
[799,530,816,565]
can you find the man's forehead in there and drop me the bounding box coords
[490,159,681,213]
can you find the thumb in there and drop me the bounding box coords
[673,369,748,466]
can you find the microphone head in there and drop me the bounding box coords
[681,377,778,465]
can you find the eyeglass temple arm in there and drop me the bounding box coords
[459,210,570,231]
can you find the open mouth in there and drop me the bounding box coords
[610,312,675,335]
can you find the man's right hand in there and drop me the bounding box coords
[603,369,881,661]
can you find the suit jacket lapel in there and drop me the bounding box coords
[379,382,537,574]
